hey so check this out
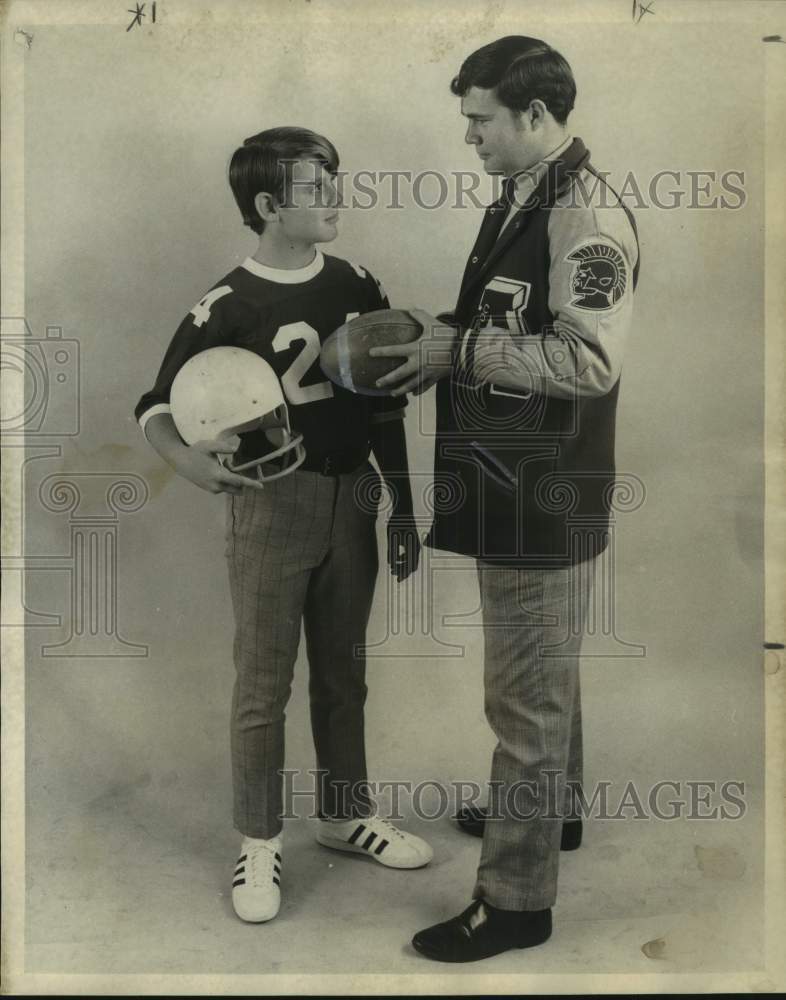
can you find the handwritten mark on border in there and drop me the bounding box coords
[632,0,656,23]
[126,2,156,31]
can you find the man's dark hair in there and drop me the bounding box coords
[229,126,339,235]
[450,36,576,125]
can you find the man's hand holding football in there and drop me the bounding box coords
[371,308,459,396]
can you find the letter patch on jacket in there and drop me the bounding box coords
[476,276,532,333]
[566,242,627,311]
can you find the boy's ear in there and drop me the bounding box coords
[254,191,279,223]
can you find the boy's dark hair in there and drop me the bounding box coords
[229,126,339,235]
[450,36,576,125]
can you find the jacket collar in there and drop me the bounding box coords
[457,138,591,309]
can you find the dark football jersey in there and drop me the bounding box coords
[135,252,405,463]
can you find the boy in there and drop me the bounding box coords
[135,126,432,924]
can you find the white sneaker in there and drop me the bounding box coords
[231,834,282,923]
[316,816,433,869]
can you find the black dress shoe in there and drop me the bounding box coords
[455,807,583,850]
[412,899,552,963]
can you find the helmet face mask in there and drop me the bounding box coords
[170,347,306,484]
[224,405,306,482]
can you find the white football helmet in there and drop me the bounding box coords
[170,346,305,483]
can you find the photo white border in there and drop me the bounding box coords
[1,0,784,994]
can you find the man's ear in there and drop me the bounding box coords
[527,99,549,130]
[254,191,279,224]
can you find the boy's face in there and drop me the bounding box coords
[276,158,340,245]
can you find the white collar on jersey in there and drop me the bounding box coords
[242,251,325,284]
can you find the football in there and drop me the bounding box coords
[320,309,422,395]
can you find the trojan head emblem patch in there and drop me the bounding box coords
[567,242,627,310]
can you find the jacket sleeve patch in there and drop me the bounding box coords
[566,242,627,311]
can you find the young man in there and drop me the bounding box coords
[373,36,640,961]
[135,126,431,925]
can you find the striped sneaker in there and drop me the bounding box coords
[316,816,433,869]
[231,834,282,923]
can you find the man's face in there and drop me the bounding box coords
[461,87,537,177]
[277,158,340,245]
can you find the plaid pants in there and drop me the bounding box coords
[472,558,595,910]
[225,465,379,838]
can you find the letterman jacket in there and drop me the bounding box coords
[425,138,640,566]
